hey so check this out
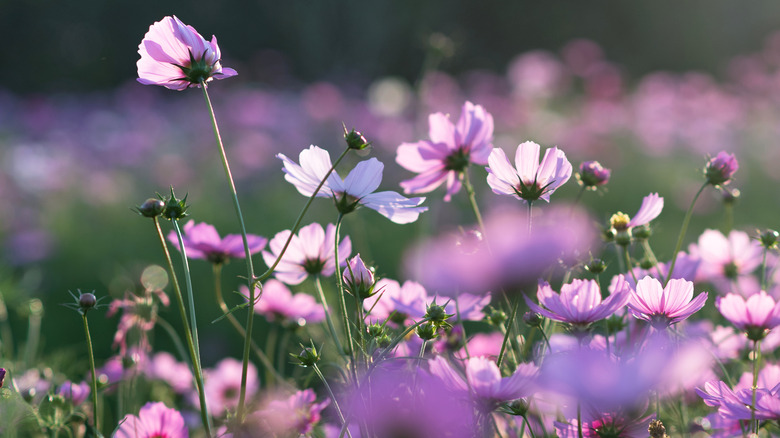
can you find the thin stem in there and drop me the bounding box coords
[761,248,769,292]
[151,217,212,436]
[527,201,533,235]
[665,182,708,286]
[521,415,537,438]
[312,364,352,438]
[752,340,761,434]
[82,313,100,435]
[577,402,584,438]
[462,168,485,234]
[334,215,356,368]
[622,246,638,284]
[572,186,587,209]
[0,293,14,360]
[497,298,519,369]
[314,276,346,356]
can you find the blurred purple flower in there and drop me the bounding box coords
[57,380,90,406]
[704,151,739,186]
[277,145,427,224]
[486,141,572,203]
[251,279,325,326]
[116,402,188,438]
[525,276,631,329]
[253,389,330,436]
[363,278,428,325]
[262,222,351,285]
[167,220,267,264]
[137,15,237,91]
[577,160,611,188]
[396,101,494,201]
[689,229,762,295]
[627,277,708,329]
[202,357,259,417]
[716,291,780,341]
[554,411,654,438]
[0,368,5,388]
[144,351,193,394]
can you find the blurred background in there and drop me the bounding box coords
[3,0,780,373]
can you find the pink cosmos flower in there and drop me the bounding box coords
[137,16,237,91]
[716,291,780,341]
[627,277,708,329]
[278,145,427,224]
[343,253,376,299]
[363,278,428,325]
[144,351,193,394]
[704,151,739,186]
[250,279,325,326]
[202,357,259,417]
[485,141,572,203]
[690,229,762,294]
[57,381,90,406]
[396,101,494,201]
[525,276,631,329]
[115,402,188,438]
[167,220,267,264]
[253,389,330,436]
[261,222,351,285]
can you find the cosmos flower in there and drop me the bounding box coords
[261,222,351,285]
[57,381,90,406]
[689,229,763,295]
[253,389,330,436]
[250,279,325,326]
[278,145,428,224]
[626,277,708,329]
[704,151,738,186]
[137,16,237,91]
[485,141,572,203]
[115,402,188,438]
[577,160,611,189]
[396,101,494,201]
[201,357,259,417]
[716,291,780,341]
[167,220,267,264]
[143,351,193,394]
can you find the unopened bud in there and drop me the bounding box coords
[79,292,97,311]
[523,311,543,327]
[759,229,780,250]
[344,126,371,151]
[135,198,165,218]
[577,161,611,188]
[704,151,738,186]
[416,322,438,341]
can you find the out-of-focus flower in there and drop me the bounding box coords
[107,285,169,356]
[13,369,51,403]
[202,357,259,417]
[0,368,5,388]
[116,402,188,438]
[525,276,631,329]
[251,279,325,326]
[167,220,267,264]
[57,381,90,406]
[609,193,664,245]
[627,277,707,329]
[363,278,428,325]
[396,101,494,201]
[486,141,572,203]
[343,254,376,299]
[555,411,654,438]
[716,291,780,341]
[144,351,193,394]
[137,16,237,91]
[261,222,351,285]
[577,160,611,189]
[252,389,330,436]
[277,145,427,224]
[689,229,762,295]
[704,151,738,186]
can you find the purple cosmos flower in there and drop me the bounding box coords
[278,145,428,224]
[716,291,780,341]
[485,141,572,203]
[363,278,428,325]
[116,402,188,438]
[167,220,267,264]
[250,279,325,326]
[396,101,494,201]
[627,277,708,329]
[525,276,631,329]
[57,381,90,406]
[690,229,763,294]
[252,389,330,436]
[201,357,259,417]
[137,16,237,91]
[704,151,739,186]
[262,222,351,285]
[577,160,611,188]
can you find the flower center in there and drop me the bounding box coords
[610,212,631,231]
[513,176,555,202]
[444,147,471,172]
[303,258,326,275]
[723,262,739,279]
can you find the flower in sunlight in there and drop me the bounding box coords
[250,279,325,326]
[116,402,188,438]
[627,276,707,329]
[485,141,572,203]
[137,15,237,90]
[167,220,267,264]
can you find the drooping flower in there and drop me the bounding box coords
[525,275,631,329]
[704,151,739,186]
[485,141,572,203]
[627,277,708,329]
[396,101,494,201]
[716,291,780,341]
[250,279,325,326]
[137,16,237,91]
[167,220,267,264]
[261,222,351,285]
[278,145,428,224]
[577,160,611,189]
[115,402,188,438]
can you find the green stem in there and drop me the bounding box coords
[622,246,638,284]
[462,168,485,234]
[200,83,257,422]
[0,293,14,360]
[577,402,584,438]
[334,215,357,372]
[152,217,212,436]
[82,313,100,435]
[314,276,346,356]
[312,363,352,438]
[497,297,519,369]
[761,248,769,292]
[665,182,708,286]
[752,340,761,434]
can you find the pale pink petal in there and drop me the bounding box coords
[428,112,456,146]
[627,193,664,228]
[515,141,541,184]
[344,158,384,199]
[359,191,427,224]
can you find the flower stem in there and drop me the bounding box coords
[314,276,346,356]
[200,83,257,422]
[497,297,519,369]
[752,340,761,434]
[761,248,769,292]
[82,313,100,435]
[527,201,533,235]
[462,168,485,234]
[623,246,638,284]
[151,217,212,436]
[334,215,357,370]
[312,363,352,438]
[665,182,708,286]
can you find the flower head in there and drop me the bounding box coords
[202,357,259,417]
[137,16,237,90]
[627,277,707,329]
[144,351,193,394]
[167,220,267,264]
[253,389,330,436]
[57,381,90,406]
[396,101,494,201]
[116,402,188,438]
[716,291,780,341]
[577,160,611,189]
[251,279,325,326]
[486,141,572,203]
[704,151,738,186]
[689,229,762,294]
[278,146,427,224]
[262,222,351,285]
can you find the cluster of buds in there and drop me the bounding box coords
[134,188,189,220]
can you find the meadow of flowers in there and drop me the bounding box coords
[4,14,780,438]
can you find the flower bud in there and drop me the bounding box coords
[584,258,607,274]
[416,322,438,341]
[424,301,454,328]
[522,311,543,327]
[343,254,376,299]
[632,224,652,240]
[614,230,632,247]
[135,198,165,218]
[502,399,529,416]
[759,229,780,250]
[704,151,738,186]
[639,257,655,270]
[367,323,385,338]
[291,343,321,367]
[485,307,507,326]
[162,188,190,220]
[648,419,668,438]
[79,292,97,311]
[344,126,371,151]
[577,160,611,188]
